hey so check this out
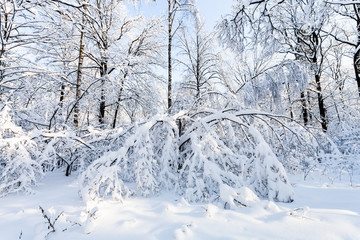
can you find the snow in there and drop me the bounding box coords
[1,171,360,239]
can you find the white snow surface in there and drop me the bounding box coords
[1,171,360,240]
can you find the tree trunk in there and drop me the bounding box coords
[300,91,308,125]
[315,73,327,132]
[286,83,294,120]
[354,4,360,97]
[294,34,307,124]
[353,53,360,97]
[0,10,9,83]
[112,95,121,129]
[307,90,312,121]
[311,31,327,132]
[196,32,201,99]
[59,84,65,108]
[73,17,85,128]
[112,76,125,128]
[168,0,173,110]
[99,61,107,125]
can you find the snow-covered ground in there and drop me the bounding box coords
[1,171,360,240]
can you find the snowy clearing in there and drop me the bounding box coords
[1,172,360,240]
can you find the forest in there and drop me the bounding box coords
[1,0,360,239]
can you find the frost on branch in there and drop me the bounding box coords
[0,106,43,197]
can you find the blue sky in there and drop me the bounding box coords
[195,0,233,29]
[131,0,234,30]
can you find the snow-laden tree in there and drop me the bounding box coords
[219,0,335,132]
[80,116,179,201]
[35,128,99,176]
[110,17,165,127]
[247,126,294,202]
[0,106,43,197]
[178,110,294,203]
[0,0,41,100]
[327,0,360,97]
[178,118,245,202]
[217,0,284,53]
[217,0,288,117]
[20,0,165,130]
[20,2,82,131]
[71,2,165,127]
[275,0,331,132]
[80,110,295,204]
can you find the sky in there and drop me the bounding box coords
[195,0,234,29]
[130,0,234,30]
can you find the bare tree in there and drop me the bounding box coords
[177,23,218,100]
